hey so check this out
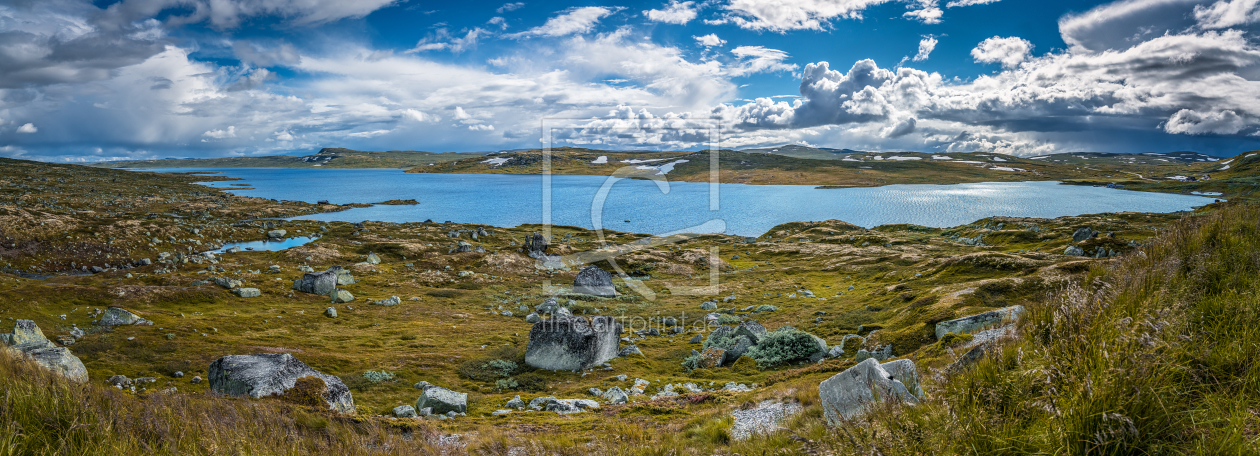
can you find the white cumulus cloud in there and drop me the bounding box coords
[506,7,620,38]
[971,36,1033,68]
[913,36,938,61]
[694,33,727,47]
[644,1,698,24]
[16,123,38,134]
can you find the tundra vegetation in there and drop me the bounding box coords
[1,154,1257,454]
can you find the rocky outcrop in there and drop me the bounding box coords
[523,232,548,258]
[935,305,1025,339]
[572,266,616,297]
[524,316,622,371]
[208,353,354,414]
[1,320,88,382]
[818,358,921,424]
[98,307,152,326]
[293,270,337,296]
[415,385,467,414]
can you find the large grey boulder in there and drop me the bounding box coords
[415,385,467,414]
[1072,227,1098,242]
[293,270,337,296]
[330,289,354,303]
[99,307,152,326]
[602,386,628,404]
[573,266,616,297]
[267,229,287,239]
[818,358,921,424]
[524,316,622,371]
[935,305,1025,339]
[208,353,354,414]
[1,320,88,383]
[722,336,753,365]
[733,321,768,344]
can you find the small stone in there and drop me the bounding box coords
[324,307,338,318]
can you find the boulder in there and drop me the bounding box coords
[688,335,702,344]
[733,321,768,344]
[524,316,622,371]
[1,320,88,383]
[700,347,726,368]
[208,353,354,413]
[722,336,753,365]
[572,266,617,297]
[267,229,287,239]
[543,398,600,414]
[293,270,337,296]
[934,305,1025,339]
[818,358,921,424]
[945,345,988,374]
[454,242,472,253]
[232,288,261,298]
[525,313,542,323]
[618,345,643,357]
[602,386,628,404]
[1072,227,1097,242]
[393,405,417,418]
[416,385,468,414]
[365,252,381,265]
[535,298,559,314]
[324,307,337,318]
[1064,246,1085,256]
[523,232,548,258]
[328,266,355,285]
[372,296,401,306]
[99,307,152,326]
[505,395,525,409]
[528,396,556,410]
[213,277,243,290]
[330,289,355,303]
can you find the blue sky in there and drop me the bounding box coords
[3,0,1260,161]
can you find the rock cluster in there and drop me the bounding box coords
[0,320,88,382]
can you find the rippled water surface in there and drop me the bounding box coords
[146,168,1217,237]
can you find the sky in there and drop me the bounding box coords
[4,0,1260,161]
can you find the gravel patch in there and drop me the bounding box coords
[730,400,803,441]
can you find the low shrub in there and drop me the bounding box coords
[744,326,824,369]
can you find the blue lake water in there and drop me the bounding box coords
[144,168,1217,237]
[211,236,319,254]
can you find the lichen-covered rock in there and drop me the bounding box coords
[365,252,381,264]
[232,288,261,298]
[328,266,355,285]
[602,386,628,404]
[524,316,622,371]
[505,395,525,409]
[293,270,337,296]
[99,307,152,326]
[818,358,920,423]
[330,289,354,303]
[700,347,726,368]
[2,320,88,383]
[208,353,354,414]
[393,405,417,418]
[573,265,616,297]
[934,305,1025,339]
[267,229,287,239]
[1064,246,1085,256]
[733,321,768,344]
[213,277,243,290]
[324,307,337,318]
[372,296,401,306]
[415,385,467,414]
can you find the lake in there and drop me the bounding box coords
[144,168,1218,237]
